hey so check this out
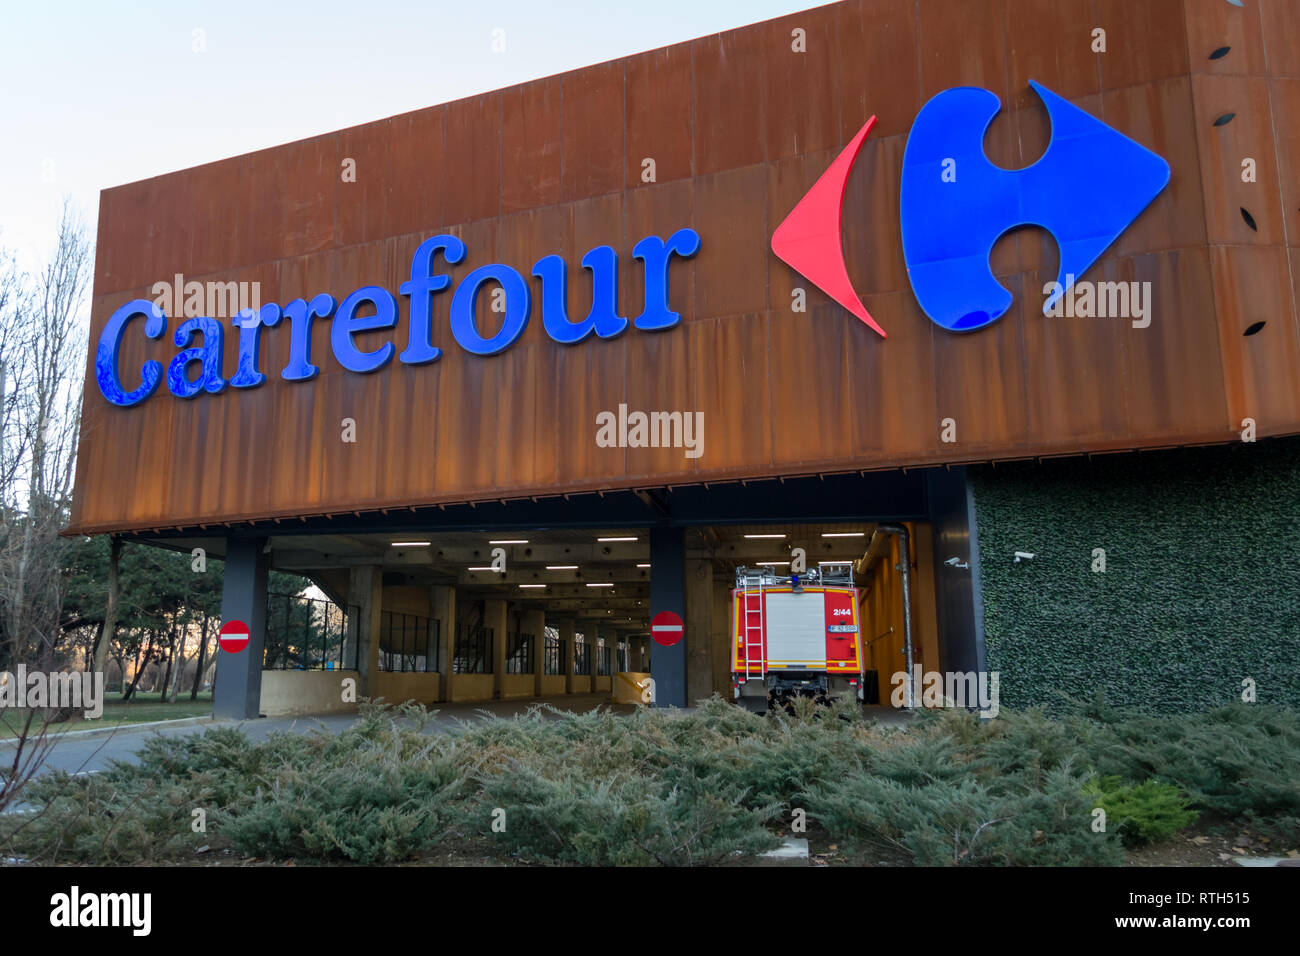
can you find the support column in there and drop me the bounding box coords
[650,526,686,708]
[213,537,269,721]
[485,598,507,698]
[560,619,576,693]
[347,565,383,699]
[712,570,733,697]
[524,608,546,697]
[589,620,602,684]
[685,557,713,704]
[574,621,589,691]
[432,584,456,702]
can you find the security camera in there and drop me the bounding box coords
[1014,551,1036,563]
[944,557,969,568]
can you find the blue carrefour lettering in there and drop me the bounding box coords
[532,246,627,344]
[333,285,398,373]
[450,264,531,356]
[168,316,227,398]
[400,234,465,365]
[633,228,701,330]
[92,228,701,407]
[281,293,337,382]
[96,299,168,407]
[230,303,282,389]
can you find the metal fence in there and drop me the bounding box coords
[505,632,534,674]
[264,593,356,671]
[574,635,590,676]
[544,630,563,675]
[454,625,493,674]
[379,612,440,672]
[596,640,611,676]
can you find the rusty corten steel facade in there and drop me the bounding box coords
[70,0,1300,535]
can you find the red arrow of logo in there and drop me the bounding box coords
[770,116,885,338]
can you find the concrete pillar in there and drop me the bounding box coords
[525,608,546,696]
[685,558,713,704]
[560,619,576,693]
[712,571,733,697]
[213,537,269,720]
[574,621,589,687]
[650,526,686,708]
[347,565,383,698]
[485,598,508,698]
[431,584,456,702]
[590,620,602,679]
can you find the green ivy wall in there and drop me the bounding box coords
[971,437,1300,714]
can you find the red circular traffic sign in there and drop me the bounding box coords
[218,619,251,654]
[651,610,684,647]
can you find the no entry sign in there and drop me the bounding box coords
[218,619,251,654]
[651,610,684,647]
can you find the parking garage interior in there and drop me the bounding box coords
[137,468,984,717]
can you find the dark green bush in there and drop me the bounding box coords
[5,770,214,864]
[475,764,780,865]
[3,697,1296,866]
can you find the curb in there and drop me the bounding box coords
[0,715,221,750]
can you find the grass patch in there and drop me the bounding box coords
[0,693,212,739]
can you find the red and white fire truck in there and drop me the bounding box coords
[731,564,863,713]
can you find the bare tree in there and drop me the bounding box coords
[0,198,91,673]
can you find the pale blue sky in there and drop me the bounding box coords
[0,0,812,268]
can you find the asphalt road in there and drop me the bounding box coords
[1,694,629,779]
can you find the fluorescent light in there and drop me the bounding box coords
[598,536,638,542]
[744,533,786,539]
[636,563,650,568]
[392,541,430,547]
[546,565,578,570]
[490,539,528,544]
[821,532,866,538]
[760,561,790,566]
[586,583,615,588]
[467,566,504,572]
[518,584,546,589]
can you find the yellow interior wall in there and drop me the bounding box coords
[857,523,940,706]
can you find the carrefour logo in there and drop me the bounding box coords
[772,81,1170,336]
[96,229,700,407]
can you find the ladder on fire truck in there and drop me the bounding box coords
[739,571,767,680]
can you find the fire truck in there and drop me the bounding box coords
[730,564,863,713]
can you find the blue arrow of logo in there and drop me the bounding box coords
[901,80,1171,332]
